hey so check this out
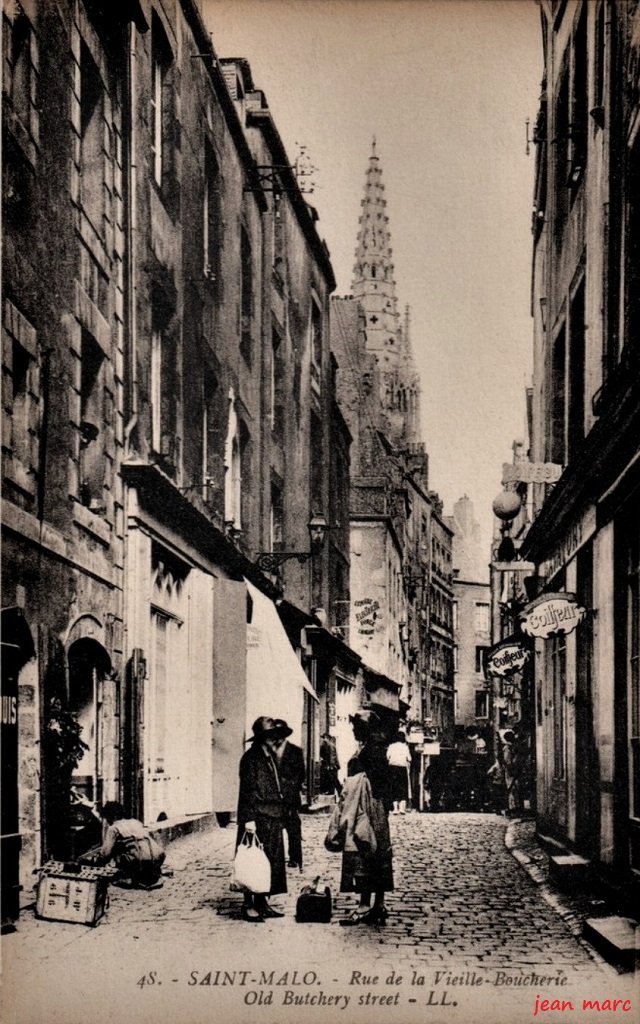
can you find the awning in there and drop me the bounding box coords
[244,580,318,746]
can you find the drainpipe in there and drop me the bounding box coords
[123,20,139,454]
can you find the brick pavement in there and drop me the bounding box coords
[3,812,635,1024]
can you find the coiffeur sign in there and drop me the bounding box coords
[485,636,530,678]
[519,593,586,639]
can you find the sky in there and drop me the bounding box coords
[204,0,542,560]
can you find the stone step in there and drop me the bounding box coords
[549,853,591,888]
[582,915,639,973]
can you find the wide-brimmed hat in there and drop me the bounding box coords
[273,718,293,739]
[247,716,281,742]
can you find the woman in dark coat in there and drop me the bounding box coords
[339,709,393,926]
[237,716,287,922]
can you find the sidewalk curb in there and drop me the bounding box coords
[504,820,615,978]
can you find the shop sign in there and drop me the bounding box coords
[502,462,562,485]
[408,728,424,745]
[354,597,380,636]
[422,742,440,756]
[539,505,596,580]
[485,637,530,678]
[519,593,586,639]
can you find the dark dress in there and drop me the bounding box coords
[275,741,305,867]
[340,738,394,894]
[237,743,287,895]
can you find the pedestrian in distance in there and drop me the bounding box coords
[236,716,287,922]
[501,729,522,817]
[386,729,412,813]
[339,709,393,927]
[320,731,343,796]
[272,718,305,869]
[76,796,165,889]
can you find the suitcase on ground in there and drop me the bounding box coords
[295,876,332,923]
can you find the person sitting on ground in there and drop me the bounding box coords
[77,796,165,889]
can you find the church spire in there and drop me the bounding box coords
[351,141,422,448]
[351,138,399,362]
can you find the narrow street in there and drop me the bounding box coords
[4,813,631,1024]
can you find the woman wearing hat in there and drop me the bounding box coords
[339,709,393,926]
[236,716,287,922]
[272,719,305,869]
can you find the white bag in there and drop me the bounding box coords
[233,831,271,894]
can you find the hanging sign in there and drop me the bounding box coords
[485,636,530,678]
[502,462,563,485]
[519,592,586,639]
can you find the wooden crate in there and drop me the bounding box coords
[36,865,110,927]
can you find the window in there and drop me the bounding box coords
[270,327,284,440]
[151,16,172,189]
[475,691,488,718]
[79,329,105,508]
[201,362,219,504]
[550,633,567,778]
[310,410,323,512]
[626,522,640,831]
[593,1,605,120]
[2,303,39,487]
[270,476,284,551]
[223,390,249,529]
[150,328,163,453]
[80,41,104,232]
[568,1,587,186]
[310,296,322,392]
[475,646,490,674]
[554,61,570,245]
[203,141,218,279]
[3,1,31,129]
[568,279,585,459]
[549,324,566,464]
[240,225,253,362]
[474,602,490,634]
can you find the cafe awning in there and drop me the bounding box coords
[244,580,318,747]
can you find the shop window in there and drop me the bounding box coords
[79,329,105,509]
[549,324,566,464]
[568,279,585,459]
[240,225,253,363]
[79,41,104,233]
[475,691,488,719]
[151,15,172,190]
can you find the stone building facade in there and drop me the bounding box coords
[1,0,345,921]
[521,0,640,899]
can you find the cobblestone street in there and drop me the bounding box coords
[4,812,634,1024]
